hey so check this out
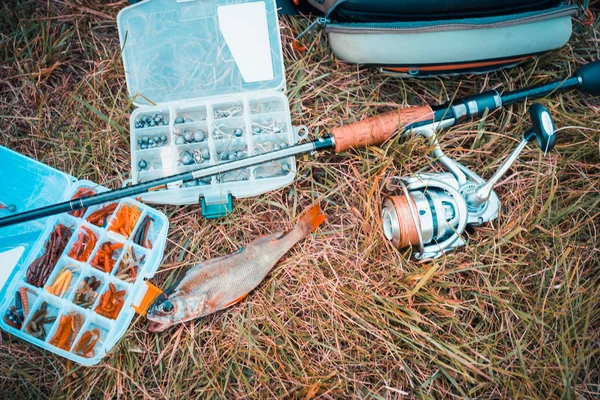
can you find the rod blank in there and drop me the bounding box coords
[0,139,331,228]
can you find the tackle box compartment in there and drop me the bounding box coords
[0,146,169,366]
[117,0,305,210]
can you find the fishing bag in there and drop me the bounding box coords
[304,0,579,76]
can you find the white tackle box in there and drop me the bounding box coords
[117,0,305,214]
[0,146,169,366]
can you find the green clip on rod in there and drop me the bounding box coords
[0,61,598,229]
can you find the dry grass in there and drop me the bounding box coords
[1,0,599,398]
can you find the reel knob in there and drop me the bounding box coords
[526,103,556,155]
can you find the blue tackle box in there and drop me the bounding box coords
[0,146,169,366]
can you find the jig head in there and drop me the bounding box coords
[381,103,556,260]
[0,201,17,213]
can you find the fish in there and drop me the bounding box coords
[146,204,326,332]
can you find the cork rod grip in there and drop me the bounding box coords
[331,105,434,152]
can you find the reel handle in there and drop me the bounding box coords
[330,106,434,152]
[465,103,556,209]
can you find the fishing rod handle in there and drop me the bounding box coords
[330,105,434,152]
[577,60,600,95]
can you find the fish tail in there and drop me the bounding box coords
[295,204,326,237]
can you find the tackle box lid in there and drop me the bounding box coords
[0,146,75,292]
[117,0,286,107]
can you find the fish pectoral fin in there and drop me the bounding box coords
[225,293,248,308]
[185,294,206,315]
[205,292,224,312]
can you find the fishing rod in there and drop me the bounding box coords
[0,61,598,229]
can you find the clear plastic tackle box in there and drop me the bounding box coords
[0,146,169,366]
[118,0,305,211]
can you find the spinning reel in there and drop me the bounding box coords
[381,103,556,260]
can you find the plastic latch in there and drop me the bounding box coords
[201,194,233,219]
[132,281,163,317]
[293,125,309,144]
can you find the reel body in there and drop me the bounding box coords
[382,171,498,260]
[382,103,555,260]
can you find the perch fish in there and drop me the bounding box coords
[146,205,326,332]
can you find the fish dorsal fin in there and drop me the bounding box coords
[229,247,245,256]
[250,231,285,246]
[205,247,245,264]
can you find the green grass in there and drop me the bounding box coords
[0,0,599,398]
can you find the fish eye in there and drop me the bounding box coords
[161,301,174,314]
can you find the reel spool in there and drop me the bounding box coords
[382,103,556,260]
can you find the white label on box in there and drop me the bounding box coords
[217,2,274,83]
[0,246,24,291]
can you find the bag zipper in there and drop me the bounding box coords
[332,0,561,23]
[294,0,346,44]
[324,5,577,34]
